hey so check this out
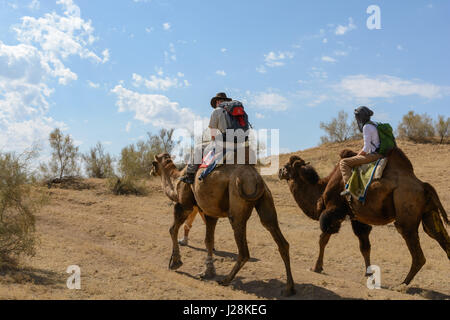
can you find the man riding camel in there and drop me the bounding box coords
[340,106,382,196]
[180,92,250,184]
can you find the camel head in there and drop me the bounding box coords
[150,153,172,177]
[279,155,319,185]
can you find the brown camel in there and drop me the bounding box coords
[279,155,373,275]
[151,153,296,296]
[284,148,449,289]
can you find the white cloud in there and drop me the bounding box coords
[125,121,132,133]
[164,43,176,63]
[0,0,107,152]
[322,38,328,44]
[221,48,227,53]
[87,80,99,88]
[397,45,404,51]
[334,50,348,56]
[335,18,356,35]
[322,56,336,63]
[163,22,171,31]
[335,75,450,99]
[132,70,189,91]
[255,112,265,119]
[264,51,294,67]
[249,92,289,111]
[28,0,40,10]
[111,84,204,130]
[256,65,267,74]
[216,70,226,76]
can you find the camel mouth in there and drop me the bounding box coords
[278,168,290,181]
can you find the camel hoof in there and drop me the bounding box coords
[311,267,323,274]
[218,278,231,287]
[178,238,188,246]
[169,259,183,270]
[197,269,216,280]
[282,287,297,297]
[391,283,408,293]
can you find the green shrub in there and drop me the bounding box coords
[397,111,435,143]
[82,142,115,178]
[108,176,148,196]
[0,151,44,264]
[320,110,362,144]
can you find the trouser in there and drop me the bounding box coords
[340,153,383,184]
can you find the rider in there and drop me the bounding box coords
[179,92,232,184]
[340,106,382,195]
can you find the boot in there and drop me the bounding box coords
[179,164,199,184]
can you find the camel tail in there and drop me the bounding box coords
[424,182,449,226]
[236,169,265,202]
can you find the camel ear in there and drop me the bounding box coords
[289,155,302,165]
[292,160,305,169]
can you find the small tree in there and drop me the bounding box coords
[436,115,449,144]
[320,110,361,144]
[397,111,435,143]
[148,129,178,154]
[0,150,44,263]
[82,142,115,178]
[40,128,80,179]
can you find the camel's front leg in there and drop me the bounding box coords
[179,209,198,246]
[198,215,218,279]
[351,220,373,276]
[169,203,190,270]
[313,232,331,273]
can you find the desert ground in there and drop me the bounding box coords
[0,140,448,300]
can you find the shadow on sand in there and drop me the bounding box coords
[0,265,62,286]
[405,287,450,300]
[186,244,260,263]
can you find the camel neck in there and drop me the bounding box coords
[160,167,181,202]
[288,177,328,221]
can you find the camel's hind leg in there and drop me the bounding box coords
[198,215,218,279]
[351,220,373,276]
[218,207,252,287]
[422,211,450,259]
[169,203,191,270]
[255,191,296,297]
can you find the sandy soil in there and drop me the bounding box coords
[0,140,448,300]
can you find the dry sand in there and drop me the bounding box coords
[0,140,448,300]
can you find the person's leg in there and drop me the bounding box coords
[340,153,382,185]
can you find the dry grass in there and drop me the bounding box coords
[0,141,448,300]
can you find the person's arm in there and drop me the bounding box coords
[359,124,373,155]
[209,110,219,141]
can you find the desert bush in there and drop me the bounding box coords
[320,110,361,144]
[435,115,449,144]
[108,176,148,196]
[40,128,80,179]
[0,151,44,264]
[397,111,435,143]
[82,142,115,178]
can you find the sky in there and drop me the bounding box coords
[0,0,449,160]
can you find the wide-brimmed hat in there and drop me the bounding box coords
[210,92,232,108]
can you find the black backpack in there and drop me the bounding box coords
[220,101,250,132]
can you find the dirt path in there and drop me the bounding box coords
[0,141,448,300]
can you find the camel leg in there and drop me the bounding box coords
[198,215,218,279]
[395,224,426,286]
[218,209,252,287]
[351,220,373,276]
[313,232,331,274]
[422,211,450,259]
[179,209,198,246]
[169,203,191,270]
[256,193,296,297]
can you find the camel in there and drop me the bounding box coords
[151,153,296,296]
[279,155,373,275]
[282,148,449,288]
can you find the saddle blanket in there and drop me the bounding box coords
[346,157,388,203]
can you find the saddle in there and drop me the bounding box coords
[346,157,388,203]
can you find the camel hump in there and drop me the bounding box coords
[235,167,265,202]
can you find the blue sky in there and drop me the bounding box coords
[0,0,449,159]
